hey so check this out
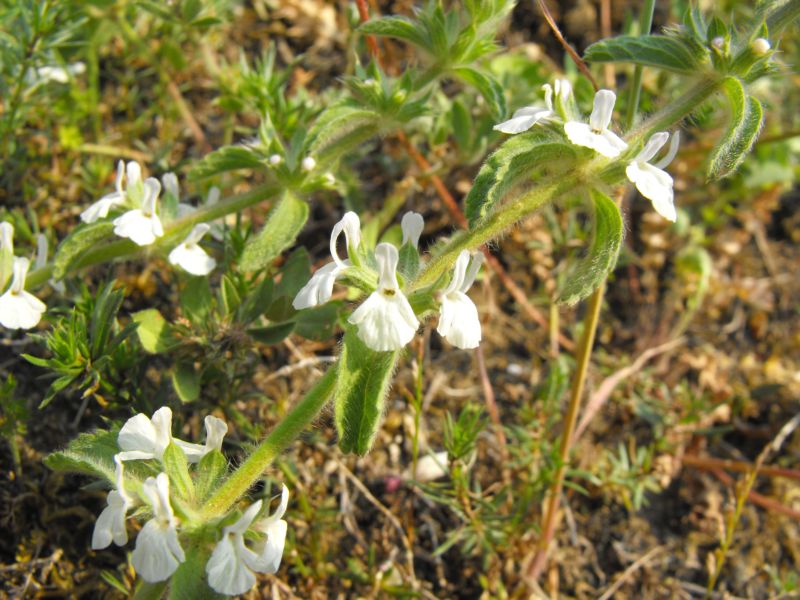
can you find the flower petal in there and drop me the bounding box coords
[400,212,424,248]
[493,107,551,134]
[348,292,418,352]
[117,414,159,460]
[437,292,481,349]
[292,261,342,309]
[168,243,216,276]
[131,519,184,582]
[589,89,616,131]
[626,162,676,222]
[206,533,258,596]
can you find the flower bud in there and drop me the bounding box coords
[711,37,725,50]
[269,154,282,166]
[752,38,770,55]
[301,156,316,172]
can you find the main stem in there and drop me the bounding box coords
[525,283,605,581]
[200,367,336,519]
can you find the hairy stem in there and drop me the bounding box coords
[200,368,337,520]
[26,183,280,289]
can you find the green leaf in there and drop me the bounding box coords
[189,146,265,180]
[90,282,124,359]
[307,104,381,165]
[240,192,309,272]
[295,302,341,341]
[219,275,242,316]
[180,277,213,322]
[133,581,168,600]
[172,362,201,403]
[465,133,578,225]
[359,16,430,50]
[274,248,311,299]
[584,35,704,73]
[194,449,228,502]
[707,78,764,180]
[334,329,399,456]
[451,67,506,120]
[162,442,194,502]
[248,321,295,345]
[133,309,177,354]
[239,277,275,324]
[44,429,119,483]
[557,189,624,305]
[52,222,115,280]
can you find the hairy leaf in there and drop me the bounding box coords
[584,35,704,73]
[558,189,624,305]
[52,222,115,280]
[334,329,399,456]
[44,429,119,483]
[465,133,577,225]
[162,442,194,502]
[307,104,381,165]
[359,16,430,50]
[707,77,764,180]
[189,146,265,180]
[451,66,507,120]
[240,192,309,272]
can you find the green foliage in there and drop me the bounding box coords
[465,131,578,226]
[334,328,399,455]
[163,442,195,502]
[44,428,120,483]
[584,34,706,74]
[359,1,513,117]
[557,189,624,305]
[189,146,267,180]
[52,222,116,279]
[599,441,661,511]
[443,403,485,461]
[240,192,310,272]
[24,283,140,408]
[0,375,27,473]
[707,77,764,180]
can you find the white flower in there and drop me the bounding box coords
[437,250,483,349]
[206,485,290,596]
[564,89,628,158]
[0,257,46,330]
[292,212,361,310]
[625,131,678,222]
[117,407,174,462]
[168,224,216,276]
[301,156,316,172]
[117,407,224,463]
[401,211,424,248]
[81,161,142,224]
[174,415,228,463]
[493,84,554,134]
[269,154,282,166]
[252,484,290,573]
[92,456,134,550]
[131,473,185,583]
[348,243,419,352]
[113,177,164,246]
